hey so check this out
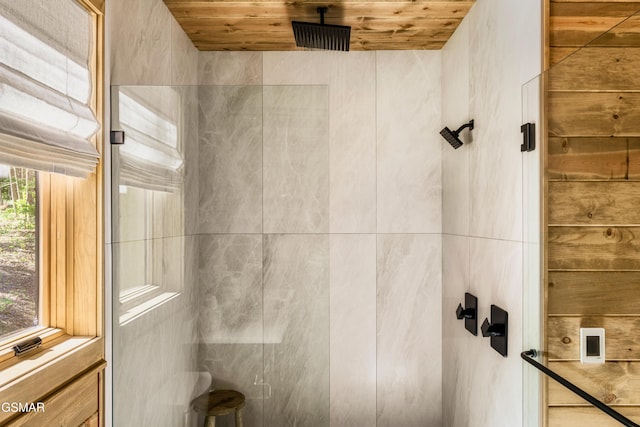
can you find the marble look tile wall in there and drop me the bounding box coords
[330,234,377,426]
[376,51,442,234]
[441,1,541,426]
[198,86,263,234]
[263,52,377,233]
[109,0,198,86]
[199,52,262,86]
[198,50,443,426]
[107,1,200,426]
[441,20,471,237]
[263,85,330,233]
[198,235,263,344]
[377,234,442,426]
[263,234,330,426]
[197,235,264,427]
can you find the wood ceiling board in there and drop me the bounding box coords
[165,2,473,19]
[164,0,473,50]
[551,2,640,17]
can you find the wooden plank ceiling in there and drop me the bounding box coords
[163,0,475,51]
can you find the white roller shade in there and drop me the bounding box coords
[0,0,100,177]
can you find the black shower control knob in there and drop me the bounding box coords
[481,318,505,337]
[456,303,475,320]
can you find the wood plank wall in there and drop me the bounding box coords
[546,1,640,426]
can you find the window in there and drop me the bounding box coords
[0,165,38,339]
[0,0,104,423]
[0,0,100,343]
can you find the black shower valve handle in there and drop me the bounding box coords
[481,317,506,337]
[456,303,475,320]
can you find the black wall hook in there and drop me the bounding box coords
[456,293,477,336]
[481,305,508,357]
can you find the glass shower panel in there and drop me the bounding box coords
[521,73,542,427]
[112,84,329,427]
[262,85,330,427]
[111,85,199,427]
[522,8,640,426]
[197,85,265,427]
[198,85,330,427]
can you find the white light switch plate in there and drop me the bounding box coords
[580,328,605,364]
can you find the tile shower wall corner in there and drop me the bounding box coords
[109,0,197,86]
[108,1,200,426]
[441,18,471,237]
[376,51,442,234]
[442,235,471,427]
[441,1,542,426]
[109,0,171,85]
[170,18,198,86]
[377,234,442,426]
[468,1,524,242]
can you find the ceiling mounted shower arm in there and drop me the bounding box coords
[317,7,327,25]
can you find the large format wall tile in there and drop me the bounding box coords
[263,234,330,426]
[198,343,264,427]
[197,234,264,426]
[377,234,442,426]
[198,86,263,234]
[376,51,442,234]
[467,237,523,427]
[328,53,377,233]
[263,52,377,233]
[440,2,541,427]
[171,19,198,86]
[263,86,329,233]
[441,19,471,237]
[183,86,200,236]
[468,1,523,242]
[330,234,376,426]
[109,0,172,85]
[198,234,263,344]
[199,52,262,86]
[442,234,471,427]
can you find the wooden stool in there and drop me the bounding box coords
[191,389,246,427]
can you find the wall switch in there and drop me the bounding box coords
[580,328,605,364]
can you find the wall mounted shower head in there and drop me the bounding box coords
[292,7,351,51]
[440,119,475,149]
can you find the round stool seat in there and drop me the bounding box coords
[192,390,245,427]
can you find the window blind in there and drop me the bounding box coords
[0,0,100,177]
[116,86,183,192]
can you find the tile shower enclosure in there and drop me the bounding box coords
[196,53,443,426]
[112,52,443,427]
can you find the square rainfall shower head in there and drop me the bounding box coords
[292,7,351,51]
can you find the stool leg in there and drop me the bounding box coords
[235,409,243,427]
[205,415,215,427]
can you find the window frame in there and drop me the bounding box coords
[0,0,104,424]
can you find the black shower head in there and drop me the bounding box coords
[440,119,474,149]
[292,7,351,51]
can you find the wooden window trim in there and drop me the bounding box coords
[0,0,104,424]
